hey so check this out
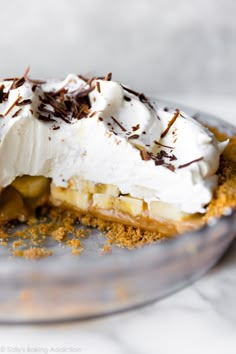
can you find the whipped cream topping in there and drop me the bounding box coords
[0,74,228,214]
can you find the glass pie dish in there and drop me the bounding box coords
[0,98,235,324]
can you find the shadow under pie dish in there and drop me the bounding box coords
[0,72,236,251]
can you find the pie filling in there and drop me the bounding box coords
[0,175,199,235]
[0,176,50,223]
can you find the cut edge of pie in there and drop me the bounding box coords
[0,128,235,248]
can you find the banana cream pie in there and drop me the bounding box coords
[0,72,235,239]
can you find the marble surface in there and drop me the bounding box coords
[0,95,236,354]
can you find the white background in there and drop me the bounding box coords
[1,0,236,96]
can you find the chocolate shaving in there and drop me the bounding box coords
[89,111,97,118]
[73,101,90,120]
[105,72,112,81]
[32,84,37,92]
[169,154,177,161]
[121,85,141,97]
[154,141,174,149]
[43,93,68,117]
[12,108,22,118]
[96,81,101,93]
[154,159,164,166]
[38,114,56,123]
[138,93,148,102]
[3,73,92,126]
[86,77,96,86]
[57,115,71,124]
[165,164,175,172]
[0,85,4,103]
[9,79,17,91]
[78,74,90,82]
[64,99,73,111]
[78,73,112,86]
[4,68,29,86]
[132,143,176,170]
[96,73,112,81]
[16,99,32,106]
[138,93,154,109]
[38,103,54,115]
[121,85,154,110]
[178,157,203,169]
[52,126,60,130]
[124,95,131,102]
[154,158,175,171]
[111,116,127,132]
[140,149,151,161]
[5,72,30,90]
[132,124,140,131]
[156,150,169,159]
[24,66,30,79]
[50,87,68,97]
[161,110,179,138]
[128,134,139,139]
[141,149,177,171]
[4,96,22,116]
[13,77,25,89]
[75,86,94,99]
[2,77,16,81]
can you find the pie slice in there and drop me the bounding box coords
[0,72,235,243]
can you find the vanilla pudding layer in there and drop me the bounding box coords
[0,73,228,231]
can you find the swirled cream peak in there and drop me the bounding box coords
[0,73,228,214]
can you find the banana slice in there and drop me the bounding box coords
[70,178,119,196]
[83,181,119,196]
[94,183,119,196]
[149,200,186,221]
[0,187,27,221]
[50,184,91,211]
[116,196,144,217]
[92,193,115,209]
[11,176,50,198]
[93,194,144,217]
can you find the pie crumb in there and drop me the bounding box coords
[101,244,112,254]
[51,227,67,242]
[22,247,53,260]
[12,240,25,248]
